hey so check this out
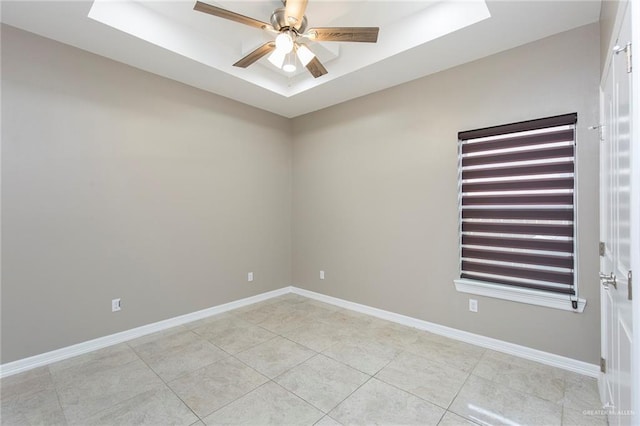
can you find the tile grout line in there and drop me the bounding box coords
[125,340,204,423]
[444,368,475,423]
[47,366,72,426]
[123,327,295,424]
[141,335,271,424]
[215,301,326,397]
[372,363,453,412]
[559,366,569,426]
[266,348,365,417]
[268,379,326,422]
[325,374,376,419]
[434,409,448,426]
[243,304,381,420]
[189,346,276,420]
[199,380,274,421]
[235,319,325,416]
[268,331,382,418]
[49,345,157,424]
[444,346,489,415]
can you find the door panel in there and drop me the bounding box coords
[600,3,634,426]
[618,320,632,418]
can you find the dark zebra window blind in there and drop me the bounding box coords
[457,113,577,297]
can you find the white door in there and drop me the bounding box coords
[600,3,633,425]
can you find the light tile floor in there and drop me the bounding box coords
[1,294,608,425]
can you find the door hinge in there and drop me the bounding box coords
[629,270,633,300]
[600,357,606,373]
[599,241,606,257]
[614,42,632,73]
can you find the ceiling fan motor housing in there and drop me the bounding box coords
[270,7,308,34]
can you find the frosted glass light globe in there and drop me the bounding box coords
[275,32,294,53]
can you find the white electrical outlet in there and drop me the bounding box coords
[320,270,325,280]
[112,298,121,312]
[248,272,254,282]
[469,299,478,313]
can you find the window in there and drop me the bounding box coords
[454,113,585,312]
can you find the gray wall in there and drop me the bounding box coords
[2,22,602,365]
[292,23,601,363]
[1,25,292,363]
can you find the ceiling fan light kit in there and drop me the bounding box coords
[283,52,297,73]
[296,44,315,67]
[193,0,380,79]
[268,48,287,69]
[275,31,294,53]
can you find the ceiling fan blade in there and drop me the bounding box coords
[284,0,308,30]
[307,27,379,43]
[194,1,271,30]
[305,56,328,78]
[233,42,276,68]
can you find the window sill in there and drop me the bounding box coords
[454,278,586,313]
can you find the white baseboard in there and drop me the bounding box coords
[1,285,599,380]
[290,286,600,378]
[0,287,291,378]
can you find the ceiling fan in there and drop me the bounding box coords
[193,0,379,78]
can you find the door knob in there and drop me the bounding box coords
[600,272,617,289]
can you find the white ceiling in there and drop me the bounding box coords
[1,0,601,118]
